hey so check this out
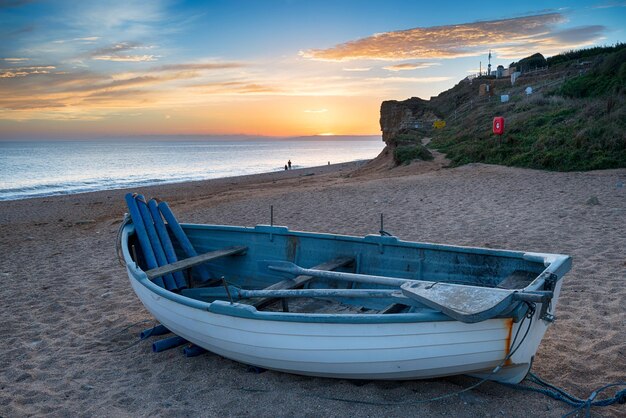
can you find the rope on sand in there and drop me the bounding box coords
[502,373,625,418]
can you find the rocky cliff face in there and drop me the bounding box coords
[379,97,441,144]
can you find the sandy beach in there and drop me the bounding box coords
[1,159,624,417]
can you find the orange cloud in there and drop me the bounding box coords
[383,62,440,71]
[366,76,452,83]
[301,13,605,61]
[0,59,274,119]
[191,80,282,95]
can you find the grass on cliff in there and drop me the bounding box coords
[389,133,434,165]
[429,46,626,171]
[394,144,434,165]
[559,46,626,98]
[431,95,626,171]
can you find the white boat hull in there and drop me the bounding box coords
[120,220,570,383]
[129,272,559,383]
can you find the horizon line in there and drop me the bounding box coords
[0,133,383,141]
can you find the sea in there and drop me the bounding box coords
[0,136,384,201]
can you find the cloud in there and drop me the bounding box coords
[3,57,30,62]
[591,1,626,9]
[192,80,282,95]
[342,67,371,72]
[0,58,272,118]
[152,62,244,72]
[301,13,606,61]
[67,0,168,32]
[0,65,56,78]
[1,24,34,39]
[85,88,147,99]
[53,36,101,44]
[235,83,279,94]
[90,42,158,62]
[383,62,440,71]
[0,0,34,8]
[93,54,157,62]
[366,76,452,83]
[303,108,328,113]
[494,25,606,58]
[65,75,162,93]
[0,99,67,110]
[551,25,605,44]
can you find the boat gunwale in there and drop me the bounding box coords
[121,223,570,325]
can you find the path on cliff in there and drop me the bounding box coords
[349,138,449,179]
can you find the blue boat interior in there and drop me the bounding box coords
[123,193,554,322]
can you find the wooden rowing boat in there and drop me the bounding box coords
[120,193,571,383]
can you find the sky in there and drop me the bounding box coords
[0,0,624,139]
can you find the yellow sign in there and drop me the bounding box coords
[433,120,446,129]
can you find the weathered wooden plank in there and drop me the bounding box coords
[497,270,536,289]
[380,303,408,314]
[145,246,247,280]
[250,256,354,310]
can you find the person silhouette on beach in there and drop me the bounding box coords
[288,159,292,169]
[284,164,288,170]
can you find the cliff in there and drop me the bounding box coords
[379,98,440,143]
[378,45,626,171]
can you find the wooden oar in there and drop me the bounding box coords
[263,260,407,287]
[262,260,552,323]
[183,286,408,301]
[400,282,552,322]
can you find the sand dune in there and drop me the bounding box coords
[1,160,624,417]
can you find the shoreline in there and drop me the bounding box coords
[0,160,366,225]
[1,160,624,417]
[0,160,369,205]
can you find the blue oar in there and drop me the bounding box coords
[135,194,178,291]
[158,201,211,282]
[124,193,164,288]
[148,199,187,290]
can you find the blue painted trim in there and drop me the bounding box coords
[121,223,571,325]
[184,223,527,260]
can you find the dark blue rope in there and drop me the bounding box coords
[502,372,625,417]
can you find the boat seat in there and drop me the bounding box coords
[246,256,355,310]
[145,246,248,281]
[496,270,537,290]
